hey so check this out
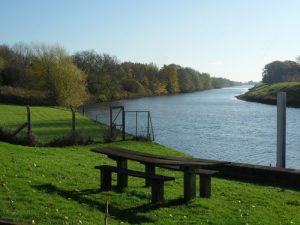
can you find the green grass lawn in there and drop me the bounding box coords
[0,104,300,225]
[0,104,106,144]
[238,82,300,106]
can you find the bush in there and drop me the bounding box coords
[0,86,54,106]
[47,130,93,147]
[102,127,119,143]
[132,135,152,142]
[0,127,40,146]
[0,127,13,141]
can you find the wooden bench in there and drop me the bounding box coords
[95,165,175,203]
[197,169,218,197]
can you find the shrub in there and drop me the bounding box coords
[132,135,152,142]
[47,130,93,147]
[102,127,119,143]
[0,127,40,146]
[11,132,39,147]
[0,86,54,106]
[0,127,13,142]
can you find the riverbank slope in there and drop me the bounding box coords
[0,104,300,224]
[236,82,300,107]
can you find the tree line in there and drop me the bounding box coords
[0,43,240,106]
[262,57,300,84]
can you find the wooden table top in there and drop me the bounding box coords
[91,146,228,168]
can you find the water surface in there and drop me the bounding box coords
[85,86,300,169]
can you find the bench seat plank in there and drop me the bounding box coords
[95,165,174,181]
[196,169,219,175]
[95,165,174,203]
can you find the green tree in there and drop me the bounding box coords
[0,44,29,87]
[262,60,300,84]
[28,44,88,106]
[73,50,120,100]
[0,57,5,84]
[0,57,5,71]
[159,65,179,94]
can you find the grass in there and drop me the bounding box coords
[237,82,300,106]
[0,104,300,224]
[0,104,106,144]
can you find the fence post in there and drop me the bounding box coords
[110,107,113,138]
[135,111,138,137]
[70,105,76,131]
[26,105,31,135]
[122,107,125,141]
[276,92,286,168]
[147,112,150,139]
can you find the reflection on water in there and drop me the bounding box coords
[85,86,300,169]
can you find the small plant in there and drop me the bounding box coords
[0,127,40,146]
[11,132,40,147]
[102,127,119,143]
[132,135,152,142]
[47,130,93,147]
[0,127,13,142]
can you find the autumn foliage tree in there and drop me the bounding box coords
[159,65,179,94]
[0,42,240,105]
[27,44,88,106]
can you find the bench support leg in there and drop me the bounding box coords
[151,180,164,204]
[200,175,211,198]
[101,170,112,191]
[116,159,128,189]
[145,164,155,187]
[184,167,196,201]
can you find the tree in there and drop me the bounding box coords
[28,44,88,106]
[73,50,120,100]
[0,44,29,87]
[0,57,5,84]
[122,79,146,94]
[262,60,300,84]
[177,68,193,92]
[159,65,179,94]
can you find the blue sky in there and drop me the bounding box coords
[1,0,300,81]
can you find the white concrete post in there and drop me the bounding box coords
[276,92,286,168]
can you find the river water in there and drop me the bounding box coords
[85,86,300,169]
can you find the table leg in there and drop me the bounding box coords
[116,159,128,189]
[183,167,196,201]
[145,163,155,187]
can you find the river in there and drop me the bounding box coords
[85,86,300,169]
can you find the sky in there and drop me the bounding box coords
[1,0,300,82]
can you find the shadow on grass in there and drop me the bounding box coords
[216,174,300,192]
[33,183,188,223]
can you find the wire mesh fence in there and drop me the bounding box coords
[0,105,105,144]
[0,103,154,146]
[85,106,155,140]
[0,104,27,133]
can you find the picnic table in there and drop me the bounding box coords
[91,147,227,201]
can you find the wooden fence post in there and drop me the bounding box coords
[26,105,31,135]
[110,107,113,138]
[122,107,125,141]
[70,105,76,131]
[277,92,286,168]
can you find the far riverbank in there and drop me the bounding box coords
[236,82,300,107]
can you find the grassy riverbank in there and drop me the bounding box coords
[0,104,300,224]
[237,82,300,107]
